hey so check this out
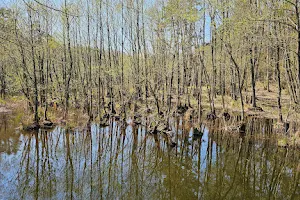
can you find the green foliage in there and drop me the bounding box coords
[48,37,60,49]
[163,0,199,23]
[0,0,299,124]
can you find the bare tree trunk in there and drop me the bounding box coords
[0,64,5,99]
[276,44,283,123]
[64,0,74,120]
[250,46,257,107]
[29,8,39,124]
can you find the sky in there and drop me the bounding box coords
[1,0,211,43]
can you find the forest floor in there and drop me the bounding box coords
[198,84,300,122]
[0,87,299,121]
[0,86,300,122]
[1,84,300,127]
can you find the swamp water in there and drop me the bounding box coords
[0,114,299,200]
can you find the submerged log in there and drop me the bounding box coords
[23,122,40,131]
[43,120,53,126]
[41,120,55,129]
[149,122,175,149]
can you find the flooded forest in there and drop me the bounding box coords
[0,0,300,199]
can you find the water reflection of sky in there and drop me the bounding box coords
[0,118,299,199]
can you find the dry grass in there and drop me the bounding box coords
[0,96,90,129]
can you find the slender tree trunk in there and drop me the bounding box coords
[276,44,283,123]
[87,0,93,120]
[250,47,257,107]
[0,64,5,99]
[29,9,39,124]
[64,0,74,119]
[296,2,300,103]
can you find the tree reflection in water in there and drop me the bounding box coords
[0,117,299,199]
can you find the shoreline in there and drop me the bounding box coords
[1,94,299,149]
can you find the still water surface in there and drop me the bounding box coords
[0,114,299,199]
